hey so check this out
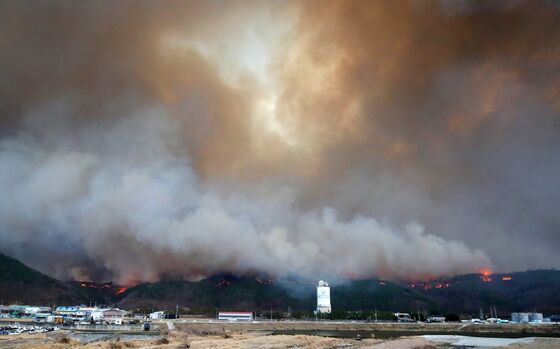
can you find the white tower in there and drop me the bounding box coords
[316,280,331,313]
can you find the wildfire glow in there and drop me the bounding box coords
[480,269,493,282]
[79,281,128,295]
[502,276,512,281]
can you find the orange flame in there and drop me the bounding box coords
[480,269,492,282]
[501,276,512,281]
[115,287,127,295]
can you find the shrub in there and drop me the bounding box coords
[57,335,70,344]
[155,337,169,345]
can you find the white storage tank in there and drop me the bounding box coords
[317,280,332,314]
[511,312,529,323]
[529,313,543,323]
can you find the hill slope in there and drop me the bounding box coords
[1,253,558,316]
[0,253,84,305]
[409,270,560,316]
[118,275,311,312]
[118,271,560,316]
[118,275,437,314]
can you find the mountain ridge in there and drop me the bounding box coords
[1,252,558,316]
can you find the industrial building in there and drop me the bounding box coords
[426,315,446,323]
[0,305,36,316]
[394,313,415,322]
[55,306,89,322]
[53,306,126,324]
[149,311,166,320]
[316,280,331,314]
[23,306,51,315]
[217,311,253,321]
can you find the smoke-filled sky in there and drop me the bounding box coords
[1,0,559,284]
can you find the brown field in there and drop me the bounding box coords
[2,328,560,349]
[1,330,560,349]
[1,320,558,348]
[170,319,560,335]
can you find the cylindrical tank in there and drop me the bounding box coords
[317,280,332,314]
[529,313,543,322]
[511,312,529,323]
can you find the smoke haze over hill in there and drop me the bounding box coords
[0,1,559,283]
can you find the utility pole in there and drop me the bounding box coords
[270,308,272,321]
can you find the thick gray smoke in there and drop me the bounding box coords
[0,0,558,283]
[0,105,489,283]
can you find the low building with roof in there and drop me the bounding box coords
[102,309,126,324]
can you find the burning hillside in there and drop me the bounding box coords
[78,281,128,296]
[409,281,451,290]
[406,269,520,290]
[480,269,493,282]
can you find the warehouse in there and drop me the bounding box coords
[218,312,253,321]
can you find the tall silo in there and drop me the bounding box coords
[316,280,332,314]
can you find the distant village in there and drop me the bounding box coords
[1,280,558,327]
[0,303,187,327]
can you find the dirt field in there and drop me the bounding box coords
[170,319,560,335]
[1,330,559,349]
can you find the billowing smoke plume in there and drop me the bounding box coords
[0,0,558,283]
